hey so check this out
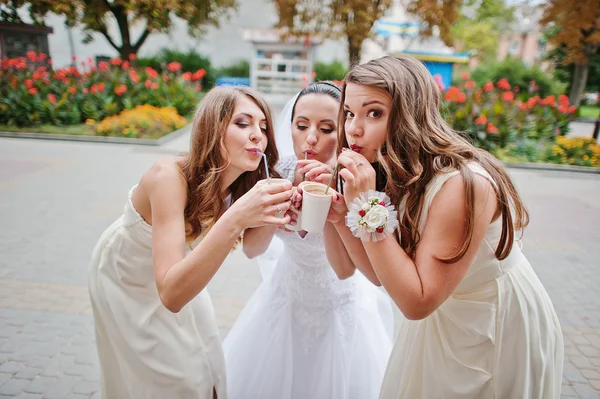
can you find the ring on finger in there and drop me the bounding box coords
[356,161,365,167]
[275,204,283,215]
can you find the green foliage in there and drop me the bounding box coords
[471,58,565,98]
[314,60,347,82]
[217,59,250,77]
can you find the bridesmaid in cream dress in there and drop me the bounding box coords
[88,86,293,399]
[317,55,564,398]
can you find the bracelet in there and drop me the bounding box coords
[345,190,399,242]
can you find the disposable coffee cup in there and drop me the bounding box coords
[300,182,335,233]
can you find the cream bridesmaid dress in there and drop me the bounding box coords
[88,185,227,399]
[379,163,564,399]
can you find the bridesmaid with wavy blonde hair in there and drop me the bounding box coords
[88,86,294,399]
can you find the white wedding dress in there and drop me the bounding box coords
[88,185,227,399]
[223,155,394,399]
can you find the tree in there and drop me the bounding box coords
[407,0,514,61]
[540,0,600,106]
[274,0,391,66]
[0,0,237,59]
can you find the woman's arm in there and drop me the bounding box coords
[148,163,292,312]
[242,226,278,259]
[362,175,497,320]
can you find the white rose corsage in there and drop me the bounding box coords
[346,190,399,242]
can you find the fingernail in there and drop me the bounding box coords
[342,147,349,151]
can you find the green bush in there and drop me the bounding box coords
[314,60,347,82]
[217,59,250,77]
[471,58,565,99]
[137,48,217,89]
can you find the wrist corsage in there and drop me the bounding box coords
[346,190,399,242]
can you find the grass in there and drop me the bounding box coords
[0,124,91,135]
[580,105,600,119]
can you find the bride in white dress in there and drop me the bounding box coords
[222,81,394,399]
[88,87,294,399]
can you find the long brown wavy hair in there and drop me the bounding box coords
[180,86,280,242]
[338,55,529,262]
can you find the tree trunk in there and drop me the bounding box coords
[348,37,362,66]
[569,60,589,107]
[111,5,135,60]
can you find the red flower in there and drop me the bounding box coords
[567,106,577,114]
[486,123,499,134]
[129,70,140,83]
[97,82,105,92]
[128,53,136,61]
[145,67,158,79]
[90,85,98,94]
[496,78,510,90]
[456,92,467,103]
[501,91,514,102]
[192,69,206,81]
[461,72,470,80]
[558,105,568,113]
[483,81,494,92]
[27,51,37,62]
[182,72,192,81]
[151,82,159,90]
[83,88,89,94]
[47,94,57,104]
[28,88,38,95]
[71,55,77,62]
[166,61,181,72]
[359,209,366,217]
[474,115,487,125]
[376,227,384,234]
[110,58,122,66]
[520,103,528,111]
[145,80,152,88]
[558,94,569,106]
[68,86,77,95]
[465,80,476,90]
[379,201,386,206]
[122,61,130,70]
[114,84,127,96]
[99,61,109,71]
[24,79,34,88]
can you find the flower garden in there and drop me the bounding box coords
[0,52,205,139]
[0,53,597,168]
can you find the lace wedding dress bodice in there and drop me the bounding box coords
[274,155,356,309]
[222,155,394,399]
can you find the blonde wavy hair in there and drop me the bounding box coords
[180,86,280,242]
[338,55,529,262]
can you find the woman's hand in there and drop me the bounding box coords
[336,149,376,207]
[229,180,293,230]
[297,159,334,185]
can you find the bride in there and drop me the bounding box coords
[222,81,394,399]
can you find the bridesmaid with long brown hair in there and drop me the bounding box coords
[88,86,293,399]
[314,56,563,398]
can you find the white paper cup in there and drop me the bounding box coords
[300,182,335,233]
[256,178,290,218]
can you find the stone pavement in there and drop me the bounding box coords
[0,128,599,398]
